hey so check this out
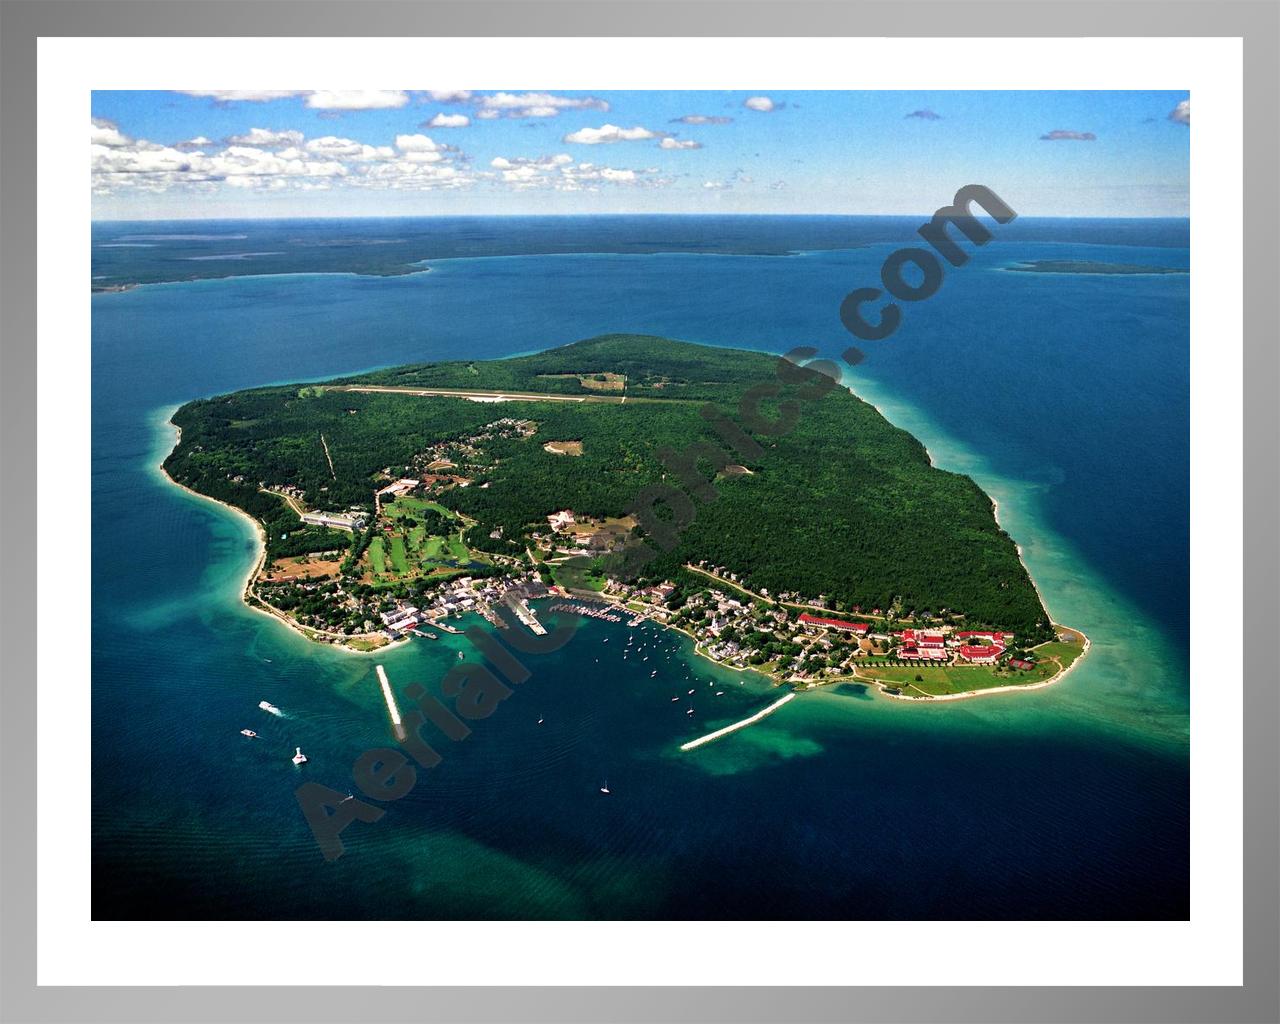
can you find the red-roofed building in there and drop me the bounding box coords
[799,613,870,635]
[899,645,949,661]
[959,644,1004,663]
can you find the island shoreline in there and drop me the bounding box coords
[157,417,408,657]
[157,354,1089,691]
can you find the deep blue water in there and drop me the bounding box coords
[92,216,1189,920]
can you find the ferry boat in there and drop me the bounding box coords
[291,747,308,766]
[258,700,281,715]
[239,729,257,738]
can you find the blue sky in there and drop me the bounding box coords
[91,89,1190,219]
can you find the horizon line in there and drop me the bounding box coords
[91,211,1192,224]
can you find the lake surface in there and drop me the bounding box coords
[92,216,1189,919]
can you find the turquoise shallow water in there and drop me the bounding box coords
[92,218,1188,919]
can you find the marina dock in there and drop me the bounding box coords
[504,594,547,635]
[679,692,796,752]
[375,664,406,741]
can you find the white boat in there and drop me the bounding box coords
[686,708,695,716]
[239,729,257,738]
[258,700,281,715]
[291,747,308,766]
[458,651,465,659]
[599,779,610,794]
[537,715,544,725]
[687,689,695,695]
[671,696,680,702]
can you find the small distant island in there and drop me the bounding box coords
[162,334,1086,700]
[1004,259,1187,275]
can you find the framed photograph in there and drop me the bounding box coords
[2,2,1276,1022]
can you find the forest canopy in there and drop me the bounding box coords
[165,334,1050,635]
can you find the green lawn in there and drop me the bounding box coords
[859,662,1049,696]
[422,536,447,560]
[552,561,608,592]
[385,495,457,520]
[1032,640,1085,671]
[389,535,409,573]
[446,535,469,560]
[368,536,387,575]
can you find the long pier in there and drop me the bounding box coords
[679,692,796,752]
[375,664,406,741]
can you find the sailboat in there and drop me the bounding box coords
[537,715,544,725]
[291,747,308,766]
[599,779,610,795]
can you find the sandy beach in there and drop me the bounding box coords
[158,417,408,658]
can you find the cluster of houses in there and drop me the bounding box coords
[406,417,536,481]
[377,572,552,640]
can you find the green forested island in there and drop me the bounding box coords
[166,335,1053,653]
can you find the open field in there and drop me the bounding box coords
[537,371,627,392]
[262,555,344,582]
[543,440,584,456]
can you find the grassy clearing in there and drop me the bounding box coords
[389,535,409,573]
[346,636,390,652]
[858,662,1051,696]
[368,536,387,575]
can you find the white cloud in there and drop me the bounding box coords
[672,114,732,125]
[92,117,482,197]
[179,90,307,103]
[427,113,471,128]
[659,137,701,150]
[429,90,473,103]
[484,152,669,192]
[478,92,608,119]
[703,180,728,190]
[227,127,305,147]
[563,123,661,145]
[304,136,395,161]
[394,133,443,153]
[476,109,501,120]
[743,96,776,112]
[178,89,412,110]
[1169,99,1190,125]
[90,118,131,148]
[305,90,410,110]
